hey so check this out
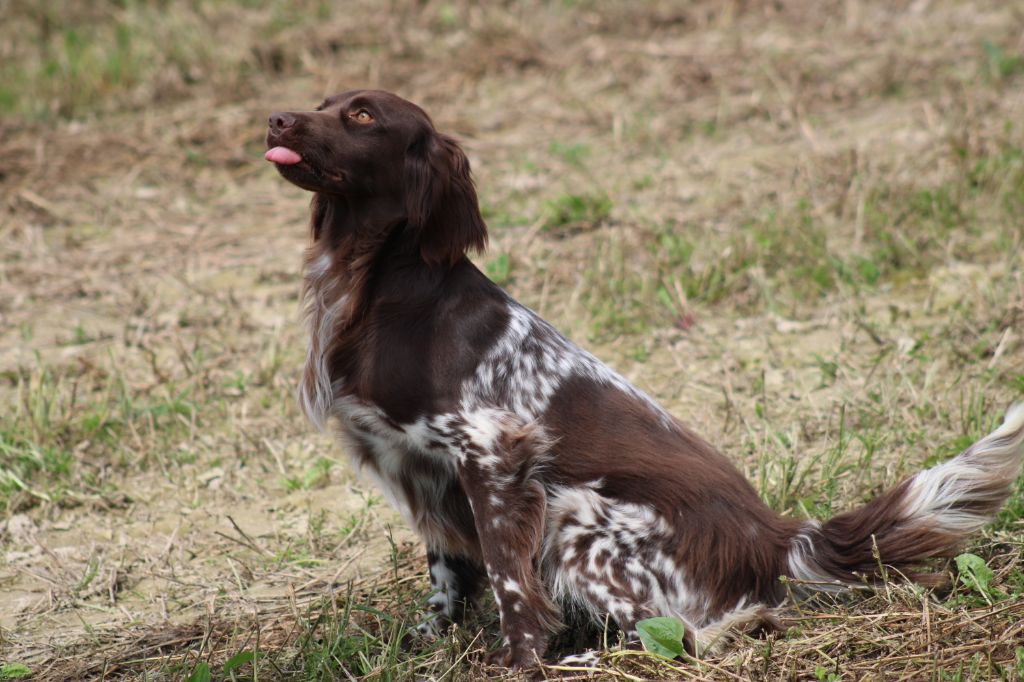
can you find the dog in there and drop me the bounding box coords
[264,89,1024,669]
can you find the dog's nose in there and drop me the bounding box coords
[268,111,296,135]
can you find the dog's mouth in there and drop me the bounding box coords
[265,144,345,192]
[265,146,302,165]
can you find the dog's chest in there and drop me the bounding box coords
[332,396,460,524]
[334,397,443,460]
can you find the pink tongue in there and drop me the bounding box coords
[265,146,302,165]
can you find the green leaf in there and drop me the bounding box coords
[636,616,685,660]
[187,662,212,682]
[955,552,997,603]
[1,663,32,680]
[223,650,256,673]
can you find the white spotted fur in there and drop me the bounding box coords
[311,282,798,652]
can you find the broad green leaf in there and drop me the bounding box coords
[223,650,256,673]
[636,616,685,660]
[955,553,996,602]
[187,662,212,682]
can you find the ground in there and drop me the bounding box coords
[1,1,1023,680]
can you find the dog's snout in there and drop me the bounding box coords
[268,111,296,135]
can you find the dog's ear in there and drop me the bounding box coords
[404,132,487,267]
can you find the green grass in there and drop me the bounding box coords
[0,326,305,515]
[131,542,495,680]
[575,126,1024,343]
[0,0,335,121]
[485,253,513,286]
[283,456,337,492]
[543,192,613,231]
[0,663,32,681]
[983,40,1024,82]
[0,363,202,512]
[549,140,592,167]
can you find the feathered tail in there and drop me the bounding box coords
[787,404,1024,590]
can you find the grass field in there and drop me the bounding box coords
[1,0,1023,679]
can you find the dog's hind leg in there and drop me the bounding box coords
[543,485,702,655]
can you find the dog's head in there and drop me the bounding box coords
[266,89,486,266]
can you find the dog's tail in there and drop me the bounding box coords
[786,403,1024,591]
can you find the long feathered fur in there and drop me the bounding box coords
[788,404,1024,591]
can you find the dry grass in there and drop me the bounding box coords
[2,0,1024,679]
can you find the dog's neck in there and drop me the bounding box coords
[309,192,406,243]
[298,193,461,428]
[305,192,458,301]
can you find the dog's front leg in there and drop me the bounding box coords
[455,416,561,670]
[417,549,487,635]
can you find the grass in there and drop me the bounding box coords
[543,192,614,232]
[0,364,192,513]
[0,0,340,121]
[573,124,1024,342]
[2,0,1024,680]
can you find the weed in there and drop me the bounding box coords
[813,354,840,387]
[0,664,32,681]
[982,40,1024,82]
[284,456,336,491]
[185,661,211,682]
[952,553,1005,607]
[485,253,512,286]
[543,192,613,231]
[549,140,592,167]
[635,617,685,659]
[815,666,843,682]
[632,174,654,190]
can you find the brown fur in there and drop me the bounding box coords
[266,90,1024,669]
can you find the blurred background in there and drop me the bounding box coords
[1,1,1023,679]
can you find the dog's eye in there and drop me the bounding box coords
[352,109,374,124]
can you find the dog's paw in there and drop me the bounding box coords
[556,650,602,668]
[407,611,451,642]
[485,644,543,672]
[485,645,512,667]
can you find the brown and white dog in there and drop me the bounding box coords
[265,89,1024,669]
